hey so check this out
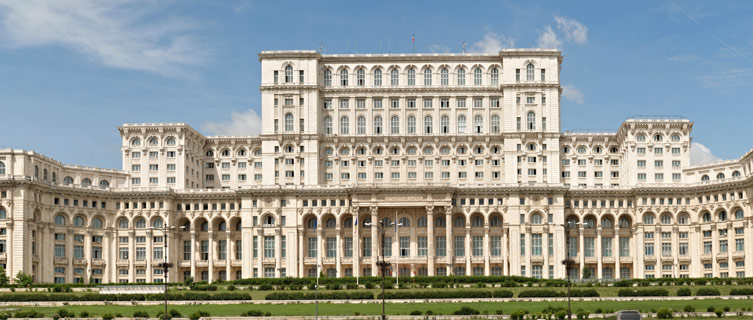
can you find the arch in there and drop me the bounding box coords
[526,111,536,130]
[380,217,393,227]
[618,215,632,228]
[456,67,466,85]
[0,161,4,175]
[440,67,449,85]
[565,214,580,227]
[399,217,410,227]
[529,212,543,225]
[435,216,446,227]
[285,113,294,132]
[340,69,349,86]
[659,212,673,225]
[677,212,690,224]
[734,208,744,219]
[117,217,129,229]
[236,148,247,157]
[304,215,318,229]
[701,175,710,182]
[340,116,349,135]
[453,215,465,227]
[176,217,191,232]
[471,213,484,227]
[583,215,596,228]
[526,63,535,81]
[357,116,366,134]
[424,115,433,134]
[220,148,231,157]
[474,115,483,133]
[134,217,147,229]
[63,176,74,185]
[717,209,728,222]
[205,149,215,157]
[91,217,104,229]
[417,217,427,227]
[151,216,164,228]
[99,180,110,189]
[717,173,725,180]
[356,68,365,86]
[54,213,67,226]
[165,137,177,146]
[148,137,159,146]
[325,215,337,228]
[285,65,293,83]
[323,68,332,86]
[653,133,664,142]
[73,215,85,228]
[473,67,483,85]
[600,215,614,228]
[636,134,646,142]
[670,134,681,142]
[130,138,142,147]
[373,68,383,86]
[489,213,503,227]
[732,170,741,177]
[390,68,399,86]
[642,212,655,225]
[0,206,5,219]
[323,116,333,134]
[342,215,353,228]
[81,178,92,187]
[373,116,383,134]
[232,217,242,231]
[700,211,712,223]
[457,115,466,133]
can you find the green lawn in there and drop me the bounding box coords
[10,298,753,317]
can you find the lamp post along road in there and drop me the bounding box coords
[150,224,184,320]
[365,218,401,320]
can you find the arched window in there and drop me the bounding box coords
[340,148,350,156]
[474,115,483,133]
[390,69,399,86]
[407,68,416,85]
[373,69,382,86]
[490,68,499,85]
[235,221,242,231]
[424,116,433,134]
[237,149,247,157]
[205,150,214,157]
[326,218,336,228]
[343,218,353,228]
[285,65,293,83]
[218,221,226,231]
[527,143,537,151]
[718,211,728,221]
[584,217,595,228]
[323,116,332,135]
[732,170,741,177]
[92,217,103,229]
[201,221,209,231]
[717,173,725,180]
[654,134,663,142]
[357,116,366,134]
[457,115,466,134]
[701,175,710,182]
[118,218,128,229]
[52,172,57,183]
[636,134,646,142]
[131,138,141,146]
[453,216,465,227]
[390,116,400,134]
[81,178,92,187]
[472,216,484,227]
[609,147,618,153]
[423,68,432,85]
[491,115,500,133]
[307,218,317,229]
[149,137,159,146]
[135,218,146,229]
[152,217,163,228]
[73,216,85,227]
[527,111,536,130]
[457,68,466,85]
[417,217,427,227]
[399,217,410,227]
[63,176,74,185]
[253,149,262,156]
[0,161,4,175]
[440,68,449,85]
[601,218,613,228]
[441,116,449,134]
[54,214,66,226]
[577,146,586,154]
[372,116,383,134]
[381,217,392,227]
[473,67,482,85]
[0,207,5,219]
[526,63,534,81]
[619,217,631,228]
[323,69,332,86]
[490,216,502,227]
[340,69,348,86]
[702,212,711,223]
[660,213,672,225]
[263,216,275,226]
[166,138,176,146]
[34,165,38,178]
[435,217,446,227]
[220,149,230,157]
[440,147,451,154]
[340,116,349,135]
[671,134,681,142]
[362,217,371,227]
[735,209,744,219]
[678,214,689,224]
[43,169,48,181]
[356,68,365,86]
[284,113,294,132]
[643,213,655,225]
[373,147,383,155]
[407,116,416,134]
[423,147,433,155]
[530,213,542,224]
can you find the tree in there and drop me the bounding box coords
[0,266,9,286]
[183,276,194,286]
[15,271,33,288]
[581,267,593,280]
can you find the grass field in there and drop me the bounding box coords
[8,298,753,318]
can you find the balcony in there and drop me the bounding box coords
[231,259,243,267]
[54,257,68,265]
[196,260,209,267]
[92,259,106,266]
[619,256,633,263]
[116,259,129,266]
[530,256,544,263]
[179,261,191,268]
[602,257,615,264]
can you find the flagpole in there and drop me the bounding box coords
[355,217,359,286]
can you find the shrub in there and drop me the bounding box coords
[707,306,716,312]
[730,288,753,295]
[258,284,274,291]
[79,311,90,318]
[570,289,599,297]
[54,309,75,320]
[14,310,45,318]
[453,306,480,315]
[364,282,374,289]
[656,308,673,319]
[517,289,564,298]
[715,308,724,318]
[227,285,236,291]
[576,309,590,320]
[409,310,422,315]
[723,306,730,312]
[425,310,433,315]
[496,309,504,315]
[239,310,264,317]
[697,288,721,296]
[684,305,695,312]
[328,283,341,290]
[510,309,528,320]
[617,288,669,297]
[676,288,691,296]
[133,311,149,318]
[555,310,568,320]
[188,310,210,320]
[102,314,114,320]
[169,309,182,318]
[613,280,632,287]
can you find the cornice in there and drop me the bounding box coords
[319,86,505,94]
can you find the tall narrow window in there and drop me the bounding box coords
[373,69,382,86]
[356,68,365,86]
[340,116,349,135]
[407,116,416,134]
[323,69,332,86]
[441,116,449,134]
[284,113,294,132]
[390,116,400,134]
[491,115,500,133]
[457,115,466,134]
[357,116,366,134]
[457,68,465,85]
[490,68,499,85]
[390,69,399,86]
[323,116,332,134]
[424,116,433,134]
[340,69,348,86]
[474,115,483,133]
[527,112,536,130]
[540,69,546,81]
[526,64,534,81]
[423,68,432,86]
[473,68,482,85]
[285,65,293,83]
[440,68,449,85]
[373,116,383,134]
[407,68,415,86]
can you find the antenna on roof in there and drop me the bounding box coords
[318,42,323,54]
[462,41,467,54]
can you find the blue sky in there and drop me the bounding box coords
[1,0,752,169]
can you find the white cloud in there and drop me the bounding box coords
[202,109,262,136]
[690,142,723,165]
[537,25,561,49]
[470,31,515,53]
[554,16,588,45]
[428,44,450,53]
[0,0,208,77]
[561,84,584,105]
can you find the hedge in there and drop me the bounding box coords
[264,291,373,300]
[376,290,513,299]
[617,289,669,297]
[696,288,721,296]
[517,289,565,298]
[569,289,599,297]
[0,292,252,302]
[730,288,753,295]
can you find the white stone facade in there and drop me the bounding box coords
[1,49,752,284]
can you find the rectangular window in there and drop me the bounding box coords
[417,236,428,256]
[308,237,317,258]
[454,236,464,257]
[531,234,542,256]
[602,237,613,257]
[472,236,483,256]
[435,236,446,257]
[382,236,392,256]
[344,237,353,257]
[400,236,410,257]
[362,237,371,257]
[491,236,501,256]
[619,237,630,257]
[520,234,526,256]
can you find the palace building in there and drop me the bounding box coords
[1,49,752,284]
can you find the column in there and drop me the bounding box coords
[578,227,584,279]
[298,229,304,277]
[445,206,453,275]
[257,231,263,278]
[690,226,700,277]
[555,225,565,279]
[66,229,73,283]
[596,228,603,279]
[370,207,378,276]
[745,221,753,278]
[614,227,620,279]
[465,226,471,275]
[335,226,342,277]
[103,231,111,283]
[84,231,93,283]
[426,207,435,276]
[275,230,282,278]
[190,231,196,279]
[543,231,549,279]
[502,229,509,275]
[484,225,490,276]
[5,221,12,281]
[128,230,135,283]
[208,231,214,282]
[509,226,519,275]
[316,228,323,277]
[354,209,360,278]
[226,230,232,281]
[146,230,153,283]
[635,226,644,279]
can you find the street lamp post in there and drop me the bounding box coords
[150,224,184,320]
[561,221,582,320]
[366,218,402,320]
